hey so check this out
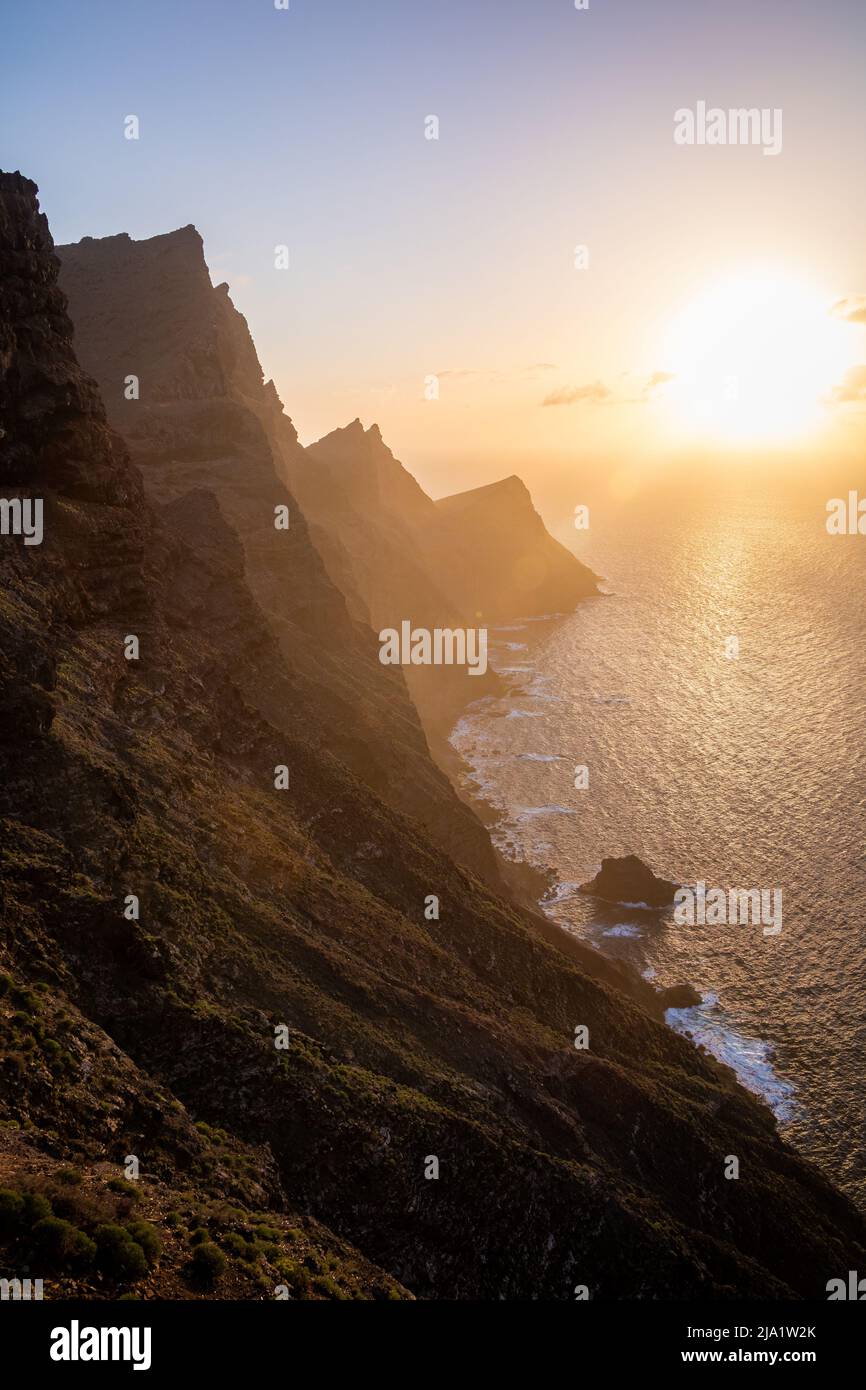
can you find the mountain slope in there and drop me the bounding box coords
[3,172,866,1301]
[56,226,501,888]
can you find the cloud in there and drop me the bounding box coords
[542,371,674,407]
[831,296,866,324]
[542,381,611,406]
[829,364,866,403]
[436,363,558,380]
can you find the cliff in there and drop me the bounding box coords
[57,223,595,762]
[436,473,599,621]
[56,226,501,888]
[296,420,502,739]
[3,173,866,1301]
[295,421,599,741]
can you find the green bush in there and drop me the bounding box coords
[30,1217,95,1271]
[253,1224,282,1242]
[55,1168,83,1186]
[107,1178,140,1201]
[220,1231,249,1259]
[94,1224,148,1281]
[0,1188,24,1235]
[125,1220,161,1267]
[11,987,38,1012]
[190,1242,225,1285]
[189,1227,209,1246]
[22,1191,52,1226]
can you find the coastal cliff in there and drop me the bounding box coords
[3,173,866,1300]
[56,225,501,888]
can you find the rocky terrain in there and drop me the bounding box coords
[56,230,596,762]
[56,226,500,888]
[3,170,866,1301]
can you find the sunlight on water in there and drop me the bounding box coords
[452,472,866,1205]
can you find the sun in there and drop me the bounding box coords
[659,274,861,446]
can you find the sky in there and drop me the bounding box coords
[3,0,866,518]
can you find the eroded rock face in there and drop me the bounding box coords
[579,854,680,908]
[57,225,502,887]
[5,173,866,1301]
[293,422,598,742]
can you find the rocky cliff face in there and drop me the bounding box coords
[296,420,502,740]
[57,226,501,887]
[57,223,595,766]
[4,172,866,1301]
[295,420,598,742]
[436,473,599,621]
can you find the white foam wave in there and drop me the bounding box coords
[666,993,797,1123]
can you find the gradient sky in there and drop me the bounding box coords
[4,0,866,516]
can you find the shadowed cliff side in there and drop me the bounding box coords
[56,226,501,888]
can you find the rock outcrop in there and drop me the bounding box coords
[580,855,680,909]
[4,173,866,1301]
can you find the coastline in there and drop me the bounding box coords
[439,606,802,1132]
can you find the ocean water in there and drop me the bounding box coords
[451,469,866,1206]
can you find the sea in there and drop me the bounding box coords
[450,465,866,1208]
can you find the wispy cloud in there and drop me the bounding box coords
[831,296,866,325]
[542,371,674,407]
[829,364,866,403]
[542,381,610,406]
[437,363,558,380]
[646,370,676,391]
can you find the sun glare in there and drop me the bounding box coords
[660,275,860,446]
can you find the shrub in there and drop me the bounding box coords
[312,1273,349,1300]
[55,1168,83,1186]
[190,1242,225,1285]
[11,988,38,1012]
[125,1220,160,1267]
[107,1178,139,1201]
[22,1191,52,1226]
[189,1227,209,1246]
[0,1188,24,1235]
[253,1224,282,1242]
[30,1217,95,1271]
[94,1224,148,1281]
[220,1231,249,1259]
[275,1258,312,1296]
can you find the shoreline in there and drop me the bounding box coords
[437,608,801,1132]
